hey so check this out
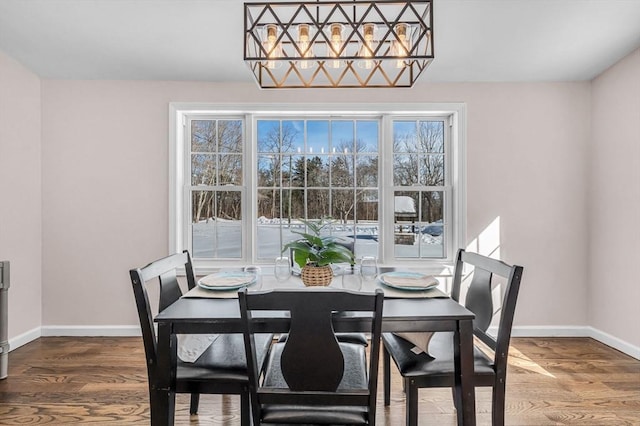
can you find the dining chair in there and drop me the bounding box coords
[129,251,272,425]
[239,288,384,426]
[382,249,524,426]
[285,238,368,346]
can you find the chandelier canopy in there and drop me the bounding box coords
[244,0,434,89]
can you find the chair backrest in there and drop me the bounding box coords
[129,251,196,378]
[451,249,524,371]
[239,288,383,424]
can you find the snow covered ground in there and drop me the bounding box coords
[192,218,443,260]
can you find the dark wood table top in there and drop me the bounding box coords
[155,296,474,333]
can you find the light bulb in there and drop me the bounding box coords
[263,24,282,69]
[358,23,377,69]
[393,23,411,68]
[327,23,343,69]
[297,24,314,69]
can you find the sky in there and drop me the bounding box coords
[257,119,379,154]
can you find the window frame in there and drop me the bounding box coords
[170,103,466,273]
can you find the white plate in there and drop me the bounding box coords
[197,272,257,290]
[378,272,439,291]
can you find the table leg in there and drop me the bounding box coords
[383,345,391,406]
[454,319,476,426]
[153,323,176,426]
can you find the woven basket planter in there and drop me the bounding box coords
[301,264,333,287]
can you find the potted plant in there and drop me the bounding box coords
[283,218,355,286]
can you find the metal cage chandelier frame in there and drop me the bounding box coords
[244,0,433,89]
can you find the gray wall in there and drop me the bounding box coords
[589,48,640,348]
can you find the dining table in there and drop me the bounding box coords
[153,269,477,426]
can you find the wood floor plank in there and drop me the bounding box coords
[0,336,638,425]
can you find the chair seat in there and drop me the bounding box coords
[260,342,369,425]
[277,332,369,346]
[260,405,368,425]
[382,332,495,379]
[177,333,272,383]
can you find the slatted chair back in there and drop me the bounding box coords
[239,288,383,426]
[130,251,267,424]
[129,250,195,379]
[451,249,524,382]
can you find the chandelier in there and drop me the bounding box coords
[244,0,433,89]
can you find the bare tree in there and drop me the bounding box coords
[392,121,445,223]
[191,120,243,223]
[191,120,216,223]
[417,121,444,186]
[330,141,355,223]
[257,122,300,219]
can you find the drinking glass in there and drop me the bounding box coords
[342,273,362,291]
[244,265,262,290]
[274,257,291,281]
[359,256,378,281]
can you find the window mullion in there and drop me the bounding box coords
[246,113,256,263]
[380,115,394,263]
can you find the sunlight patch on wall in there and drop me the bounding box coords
[466,216,501,259]
[464,216,504,322]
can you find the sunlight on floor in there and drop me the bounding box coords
[508,345,556,378]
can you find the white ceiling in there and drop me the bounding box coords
[1,0,639,83]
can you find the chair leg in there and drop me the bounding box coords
[405,378,418,426]
[451,386,460,410]
[452,383,467,426]
[383,345,391,406]
[189,393,200,415]
[240,392,250,426]
[492,382,506,426]
[150,388,175,425]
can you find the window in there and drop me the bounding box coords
[170,104,465,271]
[189,118,244,259]
[255,118,380,261]
[392,119,447,259]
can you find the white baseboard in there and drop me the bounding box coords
[509,325,591,337]
[40,325,141,337]
[11,325,639,360]
[8,327,41,351]
[587,326,640,360]
[493,325,639,360]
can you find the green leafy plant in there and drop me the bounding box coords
[283,218,355,269]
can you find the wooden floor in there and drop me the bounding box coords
[0,337,638,425]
